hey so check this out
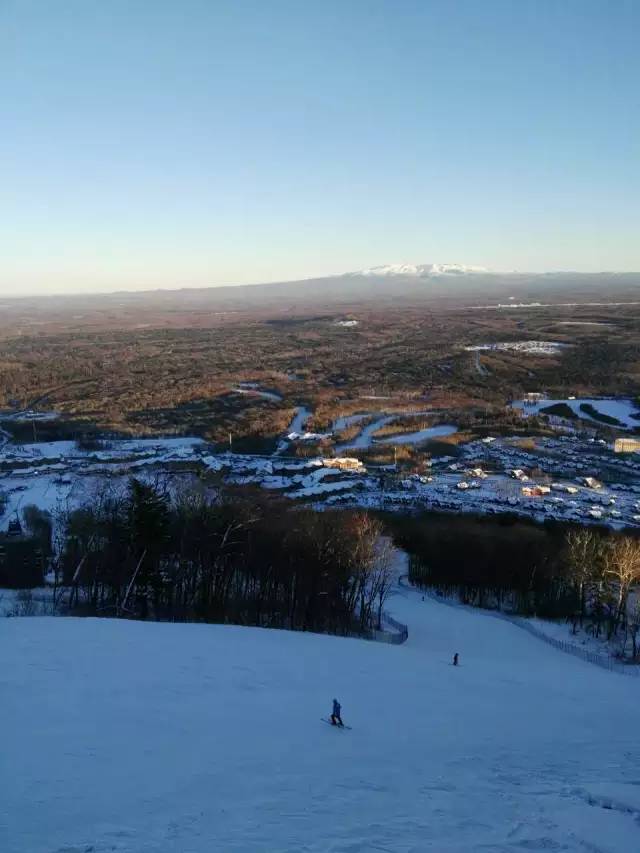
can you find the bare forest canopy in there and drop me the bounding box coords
[1,273,640,448]
[51,482,395,636]
[2,272,640,336]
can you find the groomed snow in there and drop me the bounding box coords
[2,579,639,853]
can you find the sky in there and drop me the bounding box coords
[1,0,639,297]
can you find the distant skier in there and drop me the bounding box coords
[453,653,459,666]
[331,698,344,727]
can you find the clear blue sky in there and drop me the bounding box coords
[1,0,639,296]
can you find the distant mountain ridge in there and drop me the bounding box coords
[2,271,640,324]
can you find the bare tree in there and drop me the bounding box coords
[626,600,640,661]
[564,528,603,626]
[370,537,395,630]
[603,536,640,633]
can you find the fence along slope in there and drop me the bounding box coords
[398,575,638,677]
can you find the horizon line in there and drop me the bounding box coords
[1,267,640,302]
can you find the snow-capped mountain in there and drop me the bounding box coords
[347,263,491,278]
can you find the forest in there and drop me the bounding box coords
[6,481,640,658]
[2,294,640,450]
[392,512,640,658]
[40,481,396,638]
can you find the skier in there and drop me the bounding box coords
[331,698,344,726]
[453,652,459,666]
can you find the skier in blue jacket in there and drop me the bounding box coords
[331,698,344,726]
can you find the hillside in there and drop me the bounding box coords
[2,580,639,852]
[2,272,640,339]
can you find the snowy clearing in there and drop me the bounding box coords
[2,580,639,853]
[465,341,569,356]
[513,397,640,429]
[232,384,283,402]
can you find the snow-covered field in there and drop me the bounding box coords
[0,437,207,524]
[514,398,640,429]
[2,581,639,853]
[5,429,640,531]
[465,341,568,356]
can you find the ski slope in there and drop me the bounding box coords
[2,581,639,852]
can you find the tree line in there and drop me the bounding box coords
[391,512,640,659]
[53,480,394,637]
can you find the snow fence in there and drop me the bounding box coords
[361,610,408,645]
[399,577,639,677]
[493,611,640,678]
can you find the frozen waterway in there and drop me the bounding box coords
[380,424,458,445]
[337,413,456,450]
[232,383,283,402]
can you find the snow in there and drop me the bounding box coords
[6,429,640,532]
[0,436,204,464]
[332,412,373,432]
[287,406,312,434]
[471,300,640,311]
[514,397,640,429]
[526,617,618,665]
[336,415,398,449]
[232,384,283,402]
[2,576,639,853]
[378,423,458,445]
[0,436,207,527]
[466,341,568,355]
[336,413,457,450]
[287,430,332,442]
[351,262,490,277]
[286,477,364,498]
[1,409,61,421]
[557,321,614,327]
[276,406,313,452]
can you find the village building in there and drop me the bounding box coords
[322,457,364,471]
[614,437,640,454]
[581,476,602,490]
[524,392,546,403]
[521,485,551,497]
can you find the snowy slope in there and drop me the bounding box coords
[2,582,639,853]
